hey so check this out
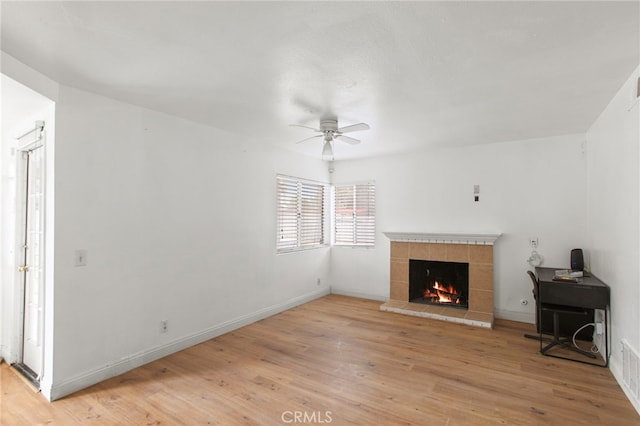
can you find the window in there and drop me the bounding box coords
[276,175,327,252]
[333,182,376,246]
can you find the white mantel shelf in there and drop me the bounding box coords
[383,232,502,245]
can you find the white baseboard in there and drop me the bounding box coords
[330,287,388,302]
[48,287,330,401]
[494,308,534,324]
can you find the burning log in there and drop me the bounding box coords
[423,281,462,304]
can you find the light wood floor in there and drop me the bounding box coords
[2,295,638,425]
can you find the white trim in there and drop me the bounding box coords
[383,232,501,245]
[330,287,388,302]
[494,308,534,324]
[47,288,330,401]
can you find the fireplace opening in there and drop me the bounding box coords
[409,259,469,309]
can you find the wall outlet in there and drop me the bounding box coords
[160,320,168,333]
[596,322,603,335]
[529,237,538,249]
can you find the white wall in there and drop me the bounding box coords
[329,134,588,322]
[586,65,640,411]
[48,86,331,399]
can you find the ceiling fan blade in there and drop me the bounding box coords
[289,124,321,132]
[295,135,323,144]
[336,123,370,133]
[335,134,360,145]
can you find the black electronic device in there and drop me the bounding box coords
[570,248,584,271]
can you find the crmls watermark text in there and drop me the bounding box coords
[281,410,333,424]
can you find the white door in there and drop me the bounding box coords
[17,131,45,380]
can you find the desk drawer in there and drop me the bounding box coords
[541,282,609,309]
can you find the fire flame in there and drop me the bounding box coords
[423,280,460,304]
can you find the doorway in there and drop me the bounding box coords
[14,125,46,386]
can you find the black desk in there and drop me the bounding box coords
[535,266,610,366]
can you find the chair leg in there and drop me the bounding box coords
[524,304,552,342]
[541,312,562,353]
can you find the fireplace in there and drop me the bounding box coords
[381,232,501,328]
[409,260,469,309]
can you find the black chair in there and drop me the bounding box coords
[525,270,596,359]
[524,271,552,342]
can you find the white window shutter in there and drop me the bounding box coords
[277,175,326,252]
[334,182,376,246]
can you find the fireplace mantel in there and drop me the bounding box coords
[383,232,501,246]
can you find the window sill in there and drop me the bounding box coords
[277,245,330,254]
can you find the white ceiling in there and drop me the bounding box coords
[1,1,638,160]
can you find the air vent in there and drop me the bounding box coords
[622,339,639,402]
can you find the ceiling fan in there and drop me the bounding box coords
[290,118,370,159]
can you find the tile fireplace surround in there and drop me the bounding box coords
[381,232,501,328]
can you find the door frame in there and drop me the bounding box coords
[13,122,46,385]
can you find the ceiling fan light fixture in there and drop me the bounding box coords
[322,140,334,160]
[291,117,369,161]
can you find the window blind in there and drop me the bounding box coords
[276,175,326,252]
[334,182,376,246]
